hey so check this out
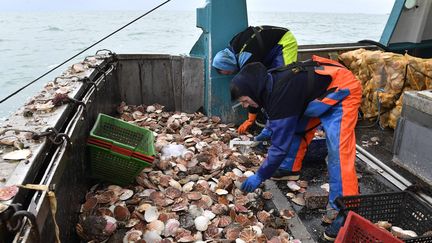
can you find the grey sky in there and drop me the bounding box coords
[2,0,395,14]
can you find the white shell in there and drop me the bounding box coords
[137,203,152,213]
[203,210,216,220]
[2,149,32,160]
[209,182,218,192]
[232,168,243,177]
[144,206,160,222]
[163,219,180,237]
[244,171,254,177]
[169,179,182,190]
[236,239,246,243]
[215,189,228,195]
[188,205,204,218]
[194,216,209,231]
[287,181,301,191]
[119,189,134,201]
[123,229,142,243]
[142,230,162,242]
[182,181,195,192]
[146,105,156,112]
[251,225,262,236]
[321,183,330,193]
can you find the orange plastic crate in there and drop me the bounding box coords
[335,211,403,243]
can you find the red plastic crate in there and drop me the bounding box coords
[335,211,403,243]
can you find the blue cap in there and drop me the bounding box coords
[212,48,239,72]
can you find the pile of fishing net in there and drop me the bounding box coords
[339,49,432,128]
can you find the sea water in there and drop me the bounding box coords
[0,11,389,119]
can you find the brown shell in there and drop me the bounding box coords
[235,214,251,227]
[204,225,221,240]
[281,209,295,220]
[235,195,250,205]
[217,175,233,189]
[82,196,98,212]
[165,187,182,199]
[96,207,114,217]
[187,191,202,201]
[217,196,229,205]
[234,204,249,213]
[224,224,242,240]
[262,191,273,200]
[96,190,116,204]
[211,204,228,215]
[257,210,271,224]
[114,205,130,221]
[218,215,232,228]
[158,212,179,223]
[239,228,257,242]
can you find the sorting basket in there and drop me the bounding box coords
[88,114,155,185]
[90,113,155,156]
[337,191,432,243]
[336,211,403,243]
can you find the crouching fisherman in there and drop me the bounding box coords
[231,55,362,240]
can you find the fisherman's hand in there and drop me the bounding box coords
[241,174,263,192]
[238,113,257,134]
[254,128,272,142]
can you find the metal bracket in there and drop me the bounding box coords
[8,210,40,243]
[77,77,97,91]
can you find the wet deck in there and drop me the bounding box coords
[270,123,400,242]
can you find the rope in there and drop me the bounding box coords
[18,184,60,243]
[0,0,172,104]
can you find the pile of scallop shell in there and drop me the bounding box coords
[77,103,301,243]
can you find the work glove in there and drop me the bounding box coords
[254,127,272,142]
[238,113,257,134]
[241,174,263,192]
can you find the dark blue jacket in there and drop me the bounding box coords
[231,62,331,179]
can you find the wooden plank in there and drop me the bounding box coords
[170,57,183,111]
[182,57,204,113]
[118,60,142,105]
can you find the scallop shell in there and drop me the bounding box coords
[224,225,242,240]
[257,211,271,223]
[375,221,392,230]
[142,230,162,243]
[238,228,256,242]
[280,209,295,219]
[119,189,134,201]
[243,171,254,177]
[287,181,301,191]
[144,206,160,222]
[291,194,306,206]
[232,168,243,177]
[262,191,273,200]
[114,205,130,221]
[104,215,118,235]
[320,183,330,193]
[81,197,98,212]
[195,216,210,231]
[163,218,180,237]
[188,205,204,218]
[123,229,143,242]
[2,149,32,160]
[125,218,140,228]
[169,179,182,191]
[187,191,202,201]
[182,182,195,193]
[203,210,216,220]
[147,220,165,235]
[165,187,182,199]
[0,185,19,201]
[215,189,229,195]
[218,215,232,228]
[211,204,228,215]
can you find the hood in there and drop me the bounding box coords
[230,62,268,107]
[212,48,238,72]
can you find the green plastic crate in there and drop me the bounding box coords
[90,113,155,156]
[88,144,151,185]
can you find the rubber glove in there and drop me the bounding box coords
[254,127,272,142]
[238,113,257,134]
[241,174,263,192]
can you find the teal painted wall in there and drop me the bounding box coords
[190,0,248,123]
